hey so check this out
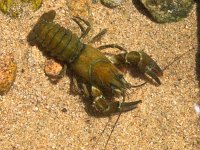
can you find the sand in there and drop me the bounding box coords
[0,0,199,149]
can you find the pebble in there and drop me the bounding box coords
[44,59,63,81]
[101,0,123,8]
[139,0,195,23]
[0,53,17,95]
[194,103,200,115]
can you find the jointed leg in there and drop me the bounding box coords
[71,77,91,97]
[89,28,107,43]
[98,44,127,52]
[72,16,91,39]
[58,64,67,78]
[81,83,90,98]
[72,17,107,43]
[71,77,81,94]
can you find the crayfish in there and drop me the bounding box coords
[27,10,163,116]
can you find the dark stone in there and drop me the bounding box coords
[140,0,195,23]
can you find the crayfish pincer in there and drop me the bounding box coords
[27,10,163,116]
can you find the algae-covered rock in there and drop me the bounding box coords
[0,0,20,17]
[0,53,17,95]
[0,0,42,18]
[140,0,195,23]
[101,0,123,8]
[21,0,42,11]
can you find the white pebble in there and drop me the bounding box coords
[194,103,200,115]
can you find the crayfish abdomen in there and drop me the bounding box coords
[28,10,84,63]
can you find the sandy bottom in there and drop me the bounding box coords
[0,0,199,149]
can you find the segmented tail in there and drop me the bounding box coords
[27,10,84,63]
[27,10,56,45]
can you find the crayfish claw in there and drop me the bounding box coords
[145,68,161,85]
[125,51,163,85]
[93,96,142,115]
[119,100,142,112]
[147,57,163,76]
[139,52,163,85]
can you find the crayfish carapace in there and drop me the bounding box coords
[27,10,163,116]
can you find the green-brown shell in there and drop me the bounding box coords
[27,10,84,63]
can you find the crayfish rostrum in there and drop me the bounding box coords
[27,10,163,116]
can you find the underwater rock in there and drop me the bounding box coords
[0,0,42,18]
[44,59,63,81]
[66,0,92,17]
[140,0,195,23]
[23,0,43,11]
[101,0,123,8]
[0,53,17,95]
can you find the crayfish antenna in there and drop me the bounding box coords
[162,49,192,71]
[103,92,126,150]
[128,81,147,88]
[92,117,111,150]
[104,112,122,150]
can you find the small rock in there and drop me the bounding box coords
[33,106,39,112]
[0,53,17,95]
[0,0,43,18]
[44,59,64,81]
[140,0,195,23]
[61,108,67,113]
[101,0,123,8]
[66,0,92,17]
[194,103,200,115]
